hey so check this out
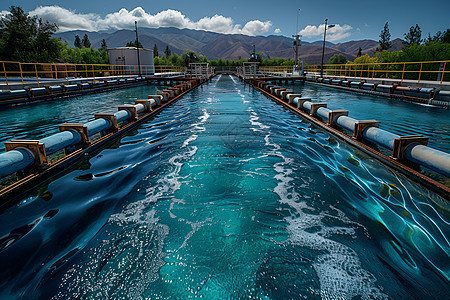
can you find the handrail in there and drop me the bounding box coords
[259,61,450,84]
[0,61,187,90]
[304,60,450,84]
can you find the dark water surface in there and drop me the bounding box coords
[0,75,448,299]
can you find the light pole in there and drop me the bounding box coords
[135,21,142,77]
[320,19,335,77]
[292,9,301,72]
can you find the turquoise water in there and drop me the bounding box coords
[0,75,448,298]
[0,84,167,152]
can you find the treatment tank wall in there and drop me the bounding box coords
[0,75,448,299]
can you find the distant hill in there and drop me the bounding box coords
[54,27,404,64]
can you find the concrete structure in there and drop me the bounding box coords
[107,47,155,75]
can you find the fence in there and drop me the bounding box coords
[0,61,187,90]
[260,61,450,84]
[305,60,450,84]
[260,66,294,73]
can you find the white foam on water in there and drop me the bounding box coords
[230,75,240,85]
[177,218,213,251]
[260,123,388,299]
[249,109,269,132]
[107,107,209,227]
[54,106,214,298]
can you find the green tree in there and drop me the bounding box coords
[0,6,59,62]
[153,44,159,57]
[100,39,107,50]
[125,39,142,48]
[81,33,91,48]
[424,28,450,44]
[164,45,171,57]
[378,22,391,51]
[404,24,422,45]
[356,47,362,57]
[328,54,347,64]
[74,35,82,48]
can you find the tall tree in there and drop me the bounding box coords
[100,39,107,50]
[125,39,142,48]
[164,45,171,57]
[0,6,59,62]
[356,47,362,57]
[153,44,159,57]
[404,24,422,45]
[378,22,391,51]
[328,54,347,64]
[81,33,91,48]
[74,35,82,48]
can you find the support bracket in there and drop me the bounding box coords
[94,113,118,131]
[59,123,90,145]
[295,98,311,109]
[135,100,153,111]
[158,92,170,102]
[353,120,380,140]
[118,105,138,120]
[327,110,349,126]
[5,140,47,166]
[288,94,302,104]
[392,135,429,160]
[310,103,327,117]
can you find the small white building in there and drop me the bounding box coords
[107,47,155,75]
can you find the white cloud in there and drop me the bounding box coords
[30,6,103,31]
[28,6,272,36]
[196,14,241,34]
[274,28,281,34]
[299,23,353,41]
[242,20,272,36]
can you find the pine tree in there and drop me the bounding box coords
[81,33,91,48]
[164,45,171,57]
[100,39,107,50]
[74,35,82,48]
[125,39,142,48]
[356,47,362,57]
[404,24,422,45]
[153,44,159,57]
[378,22,391,51]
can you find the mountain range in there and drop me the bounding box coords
[54,27,404,65]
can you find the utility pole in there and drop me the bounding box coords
[321,19,335,77]
[135,21,142,77]
[292,9,301,73]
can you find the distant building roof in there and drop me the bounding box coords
[107,47,153,52]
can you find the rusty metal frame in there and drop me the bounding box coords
[59,123,90,145]
[310,103,327,117]
[94,113,118,131]
[327,110,349,126]
[5,140,47,166]
[135,100,153,111]
[118,105,138,120]
[392,135,429,160]
[353,120,380,140]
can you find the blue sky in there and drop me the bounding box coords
[2,0,449,43]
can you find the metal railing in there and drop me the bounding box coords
[305,60,450,84]
[155,65,186,74]
[0,61,187,90]
[260,66,294,73]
